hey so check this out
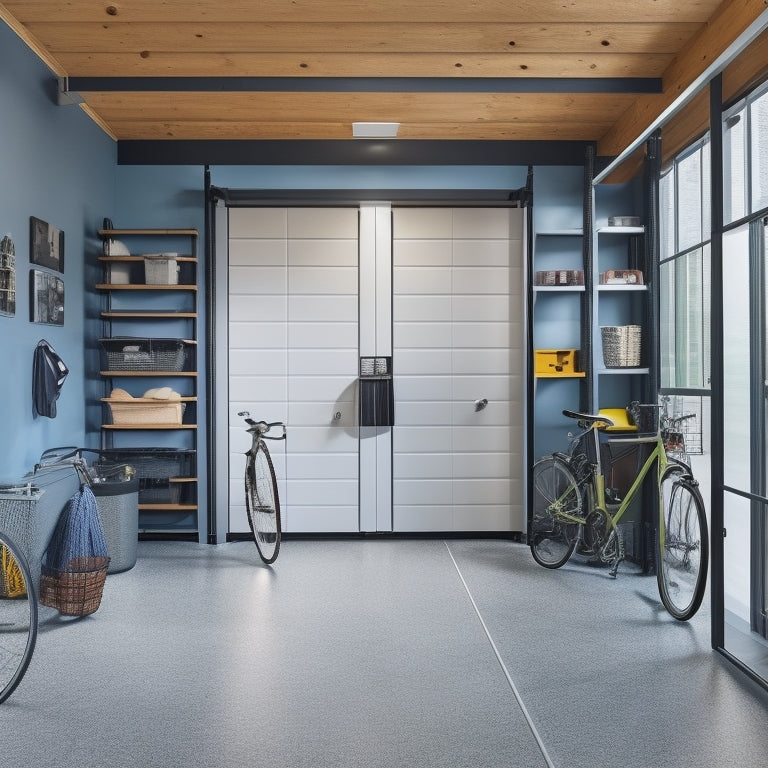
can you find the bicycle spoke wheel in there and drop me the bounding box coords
[530,456,581,569]
[0,534,38,705]
[657,470,708,620]
[245,444,281,564]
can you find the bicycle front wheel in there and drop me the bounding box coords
[245,443,281,564]
[0,534,38,705]
[530,455,581,569]
[657,470,708,620]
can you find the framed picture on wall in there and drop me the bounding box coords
[0,234,16,317]
[29,216,64,273]
[29,269,65,325]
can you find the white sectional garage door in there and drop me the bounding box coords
[228,207,360,534]
[225,204,524,535]
[392,207,524,532]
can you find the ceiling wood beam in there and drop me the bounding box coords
[106,119,613,141]
[28,21,701,54]
[2,1,724,25]
[79,91,639,124]
[56,51,673,79]
[598,0,768,157]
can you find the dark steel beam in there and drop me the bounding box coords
[118,138,596,165]
[68,76,662,95]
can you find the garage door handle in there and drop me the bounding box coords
[474,398,488,411]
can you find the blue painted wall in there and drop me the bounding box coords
[0,21,116,483]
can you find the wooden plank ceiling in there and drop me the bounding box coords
[1,0,766,163]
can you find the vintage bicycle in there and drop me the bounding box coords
[530,403,709,621]
[0,531,37,704]
[238,412,286,564]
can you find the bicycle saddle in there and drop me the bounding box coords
[562,409,614,426]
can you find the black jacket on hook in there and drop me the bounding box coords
[33,339,69,418]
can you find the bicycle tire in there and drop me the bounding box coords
[0,534,38,704]
[657,469,708,621]
[245,442,281,564]
[530,455,581,569]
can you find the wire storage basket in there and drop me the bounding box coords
[628,401,660,433]
[100,337,186,372]
[601,325,642,368]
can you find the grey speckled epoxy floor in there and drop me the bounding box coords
[2,538,768,768]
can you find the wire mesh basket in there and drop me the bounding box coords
[100,338,186,372]
[601,325,642,368]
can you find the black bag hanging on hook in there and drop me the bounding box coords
[32,339,69,418]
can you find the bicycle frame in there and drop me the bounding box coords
[562,423,689,541]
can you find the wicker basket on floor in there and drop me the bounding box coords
[40,556,109,616]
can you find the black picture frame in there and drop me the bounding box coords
[29,216,64,273]
[29,269,65,325]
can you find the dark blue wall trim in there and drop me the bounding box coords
[68,76,662,94]
[118,139,595,166]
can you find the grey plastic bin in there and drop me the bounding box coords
[91,477,139,574]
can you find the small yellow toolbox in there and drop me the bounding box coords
[534,349,582,377]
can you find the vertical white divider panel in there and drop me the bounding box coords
[358,204,393,532]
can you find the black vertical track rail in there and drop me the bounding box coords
[582,145,595,411]
[524,165,535,543]
[710,74,726,651]
[204,165,217,544]
[645,131,662,406]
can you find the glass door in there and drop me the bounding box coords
[721,219,768,678]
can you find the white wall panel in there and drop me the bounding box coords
[287,207,358,238]
[393,267,452,294]
[392,207,524,532]
[288,295,357,322]
[229,239,286,266]
[229,349,288,375]
[288,239,358,266]
[229,207,287,239]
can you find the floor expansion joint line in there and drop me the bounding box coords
[444,541,556,768]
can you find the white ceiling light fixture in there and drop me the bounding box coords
[352,122,400,138]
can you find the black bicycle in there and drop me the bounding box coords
[0,531,38,704]
[239,412,286,564]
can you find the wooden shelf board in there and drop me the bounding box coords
[597,226,645,234]
[533,285,585,292]
[535,229,584,236]
[101,311,197,318]
[101,397,197,403]
[139,504,198,511]
[102,424,197,430]
[99,255,197,263]
[535,372,586,378]
[97,283,198,291]
[99,228,198,237]
[597,284,647,291]
[101,371,197,377]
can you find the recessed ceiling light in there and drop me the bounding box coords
[352,122,400,138]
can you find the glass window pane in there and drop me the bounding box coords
[702,140,711,239]
[660,169,675,258]
[678,150,703,251]
[660,247,711,390]
[724,106,747,224]
[723,225,751,490]
[751,89,768,212]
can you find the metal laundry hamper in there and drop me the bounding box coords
[90,473,140,574]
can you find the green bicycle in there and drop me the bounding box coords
[530,403,709,621]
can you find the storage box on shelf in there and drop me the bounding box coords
[96,228,199,537]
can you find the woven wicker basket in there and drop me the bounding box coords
[39,556,109,616]
[106,399,184,425]
[601,325,642,368]
[0,542,27,598]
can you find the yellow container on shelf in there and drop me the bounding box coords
[597,408,637,431]
[534,349,583,377]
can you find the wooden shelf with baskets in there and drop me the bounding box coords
[96,228,199,538]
